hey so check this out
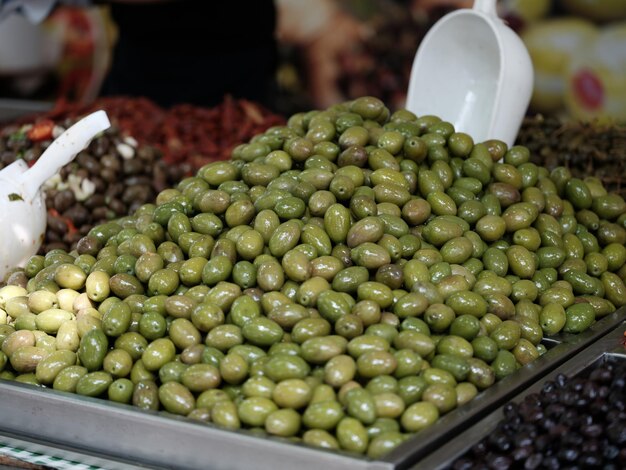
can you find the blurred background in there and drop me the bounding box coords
[1,0,626,123]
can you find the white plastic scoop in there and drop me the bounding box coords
[406,0,533,147]
[0,110,110,280]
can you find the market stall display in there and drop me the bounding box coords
[0,0,624,466]
[1,97,625,465]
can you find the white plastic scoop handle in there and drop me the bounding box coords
[17,110,111,200]
[406,0,533,147]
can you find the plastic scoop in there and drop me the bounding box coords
[406,0,533,147]
[0,110,110,280]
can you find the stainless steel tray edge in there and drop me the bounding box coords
[411,320,626,469]
[0,384,392,470]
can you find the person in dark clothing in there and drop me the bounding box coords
[101,0,278,108]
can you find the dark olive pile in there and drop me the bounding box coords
[450,360,626,470]
[1,97,626,459]
[516,114,626,199]
[0,121,189,253]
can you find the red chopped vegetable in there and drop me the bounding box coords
[47,207,78,235]
[27,120,55,142]
[15,96,285,170]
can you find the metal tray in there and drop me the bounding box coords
[412,319,626,469]
[0,309,624,470]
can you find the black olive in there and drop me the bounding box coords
[581,423,604,438]
[524,453,543,470]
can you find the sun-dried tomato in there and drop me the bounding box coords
[12,95,285,170]
[47,207,78,235]
[27,120,55,142]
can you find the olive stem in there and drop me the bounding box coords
[472,0,497,17]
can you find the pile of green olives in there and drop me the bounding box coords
[1,96,626,458]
